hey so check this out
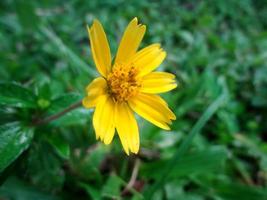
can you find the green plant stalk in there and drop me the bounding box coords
[145,90,227,198]
[33,100,83,126]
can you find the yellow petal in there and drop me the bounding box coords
[93,95,115,143]
[115,102,140,155]
[82,77,107,108]
[88,20,111,77]
[115,18,146,64]
[128,93,176,130]
[140,72,177,94]
[130,44,166,77]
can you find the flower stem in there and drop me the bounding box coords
[122,158,141,195]
[34,100,83,126]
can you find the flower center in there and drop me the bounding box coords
[107,63,141,102]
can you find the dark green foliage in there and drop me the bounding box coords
[0,0,267,199]
[0,83,37,108]
[0,122,34,172]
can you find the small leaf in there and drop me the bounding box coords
[102,175,124,199]
[78,182,101,200]
[47,93,89,126]
[0,122,34,172]
[0,82,37,108]
[46,134,70,159]
[37,99,51,109]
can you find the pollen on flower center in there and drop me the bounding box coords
[107,63,141,102]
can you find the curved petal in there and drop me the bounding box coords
[115,102,140,155]
[82,77,107,108]
[88,20,111,77]
[128,93,176,130]
[93,95,115,144]
[140,72,177,94]
[115,17,146,64]
[130,44,166,77]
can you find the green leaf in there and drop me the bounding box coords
[141,146,228,179]
[145,78,227,198]
[0,177,61,200]
[212,180,267,200]
[165,181,204,200]
[15,0,39,31]
[47,93,82,113]
[102,174,124,199]
[0,82,37,108]
[46,133,70,159]
[46,93,88,126]
[69,145,104,184]
[26,141,65,192]
[170,147,227,178]
[0,122,34,172]
[50,108,89,126]
[78,182,101,200]
[0,108,17,126]
[101,174,143,199]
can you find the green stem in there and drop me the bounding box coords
[34,100,82,126]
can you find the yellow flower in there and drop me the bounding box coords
[83,18,177,155]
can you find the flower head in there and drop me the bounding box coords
[83,18,177,155]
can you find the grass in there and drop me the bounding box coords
[0,0,267,199]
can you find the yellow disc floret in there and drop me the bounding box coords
[107,63,141,102]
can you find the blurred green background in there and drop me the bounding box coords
[1,0,267,199]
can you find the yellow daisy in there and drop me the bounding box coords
[83,18,177,155]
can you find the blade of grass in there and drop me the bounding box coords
[39,26,97,77]
[145,77,228,199]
